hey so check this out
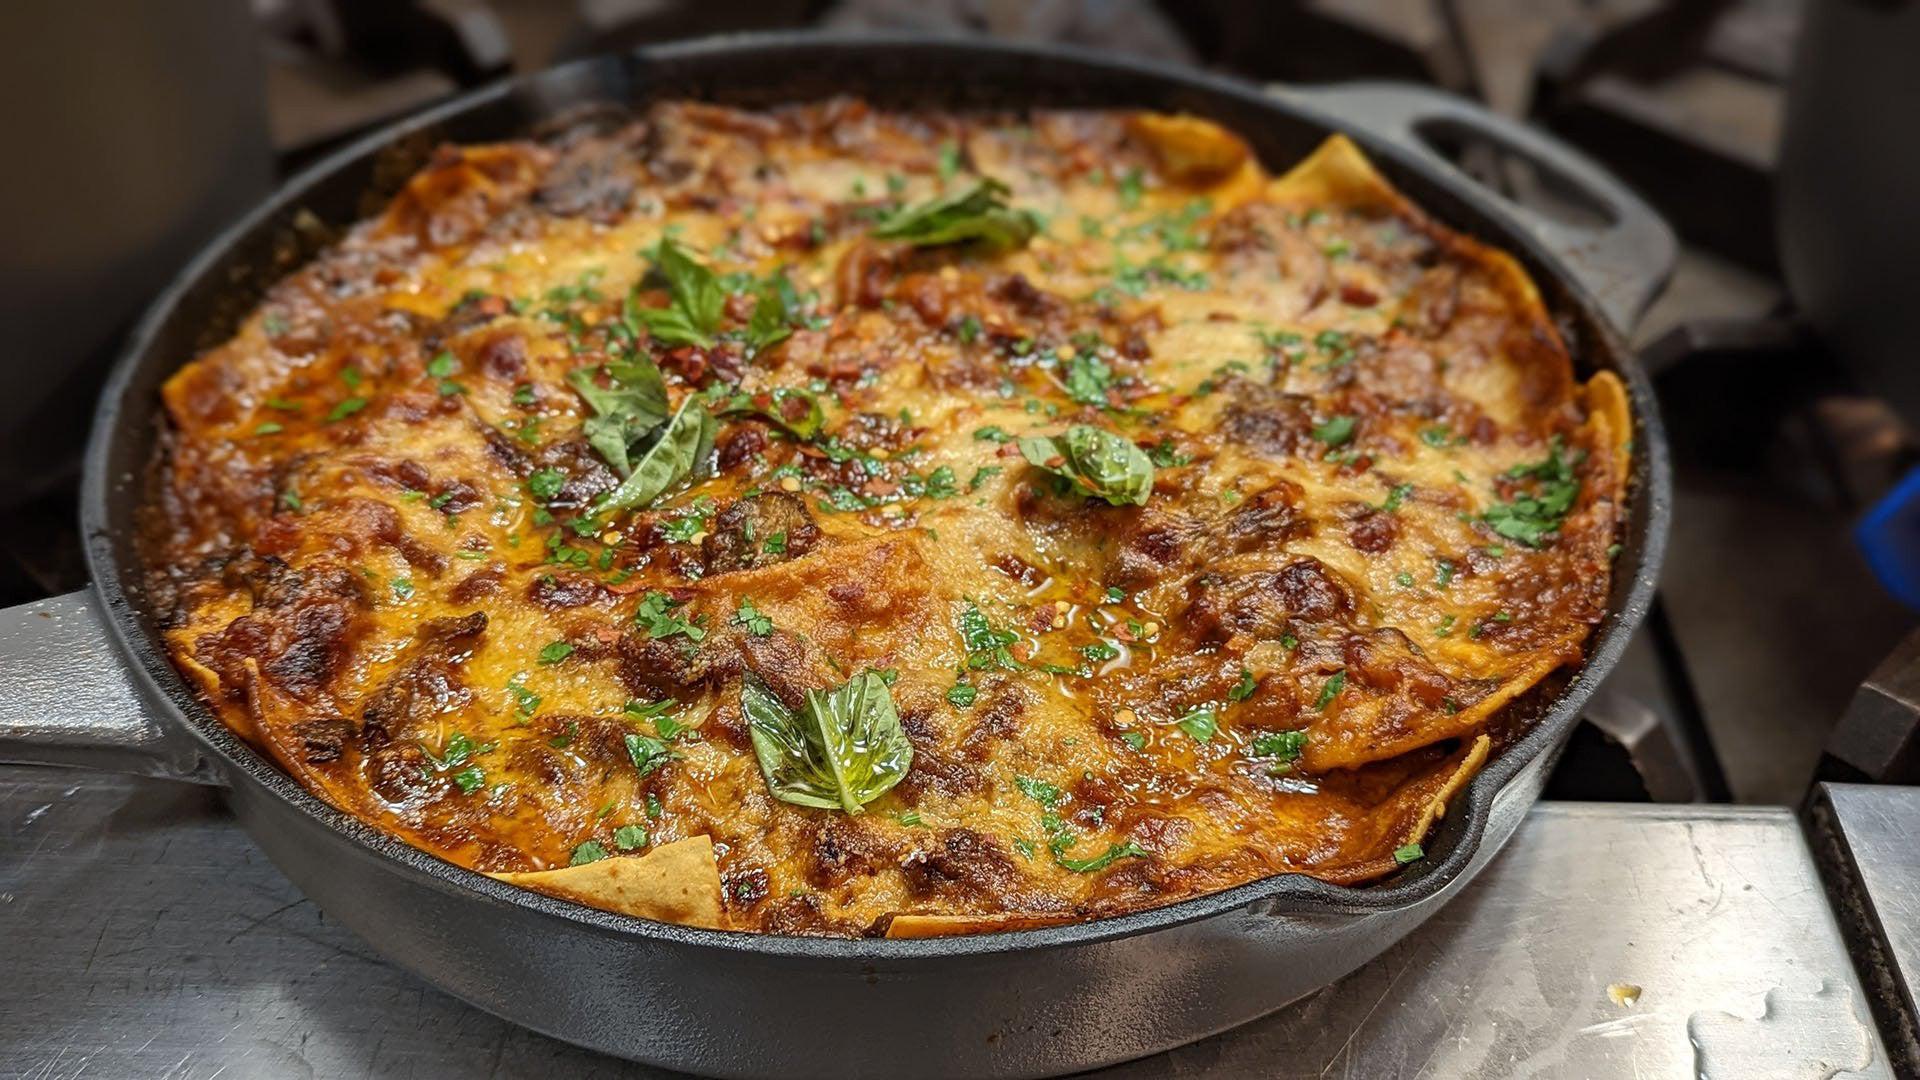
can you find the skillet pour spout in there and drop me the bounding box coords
[0,32,1670,1078]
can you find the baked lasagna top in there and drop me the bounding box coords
[146,98,1630,937]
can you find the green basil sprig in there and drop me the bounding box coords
[745,272,802,357]
[872,178,1039,253]
[568,358,668,476]
[742,670,913,814]
[627,237,725,348]
[591,396,716,517]
[1018,425,1155,507]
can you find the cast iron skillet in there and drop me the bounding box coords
[0,33,1673,1079]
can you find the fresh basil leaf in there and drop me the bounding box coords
[1176,706,1217,743]
[628,238,725,348]
[743,670,913,814]
[1251,729,1307,765]
[1017,425,1155,507]
[568,359,668,476]
[593,396,717,516]
[624,732,673,777]
[711,386,826,440]
[745,272,802,357]
[872,178,1039,253]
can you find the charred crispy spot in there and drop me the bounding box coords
[535,138,637,223]
[809,816,896,888]
[293,716,355,764]
[361,613,487,743]
[1221,380,1318,458]
[1105,509,1199,590]
[448,563,505,604]
[1185,557,1353,644]
[900,828,1022,903]
[475,332,527,382]
[529,713,635,770]
[198,561,371,700]
[617,632,717,701]
[836,240,899,309]
[1221,482,1310,551]
[958,682,1029,760]
[724,866,771,910]
[1275,558,1353,621]
[991,273,1062,318]
[716,424,768,470]
[529,573,613,610]
[1347,509,1399,554]
[532,439,619,512]
[701,492,820,574]
[892,745,986,805]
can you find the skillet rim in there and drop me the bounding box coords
[80,29,1670,961]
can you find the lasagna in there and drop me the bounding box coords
[145,99,1631,937]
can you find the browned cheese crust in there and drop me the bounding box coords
[144,100,1630,936]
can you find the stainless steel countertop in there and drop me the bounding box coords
[0,766,1895,1078]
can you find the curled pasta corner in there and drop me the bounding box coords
[493,834,727,929]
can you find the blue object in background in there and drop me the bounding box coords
[1856,464,1920,610]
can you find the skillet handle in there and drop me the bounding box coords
[1271,81,1676,335]
[0,590,223,785]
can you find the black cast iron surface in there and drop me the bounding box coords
[1,32,1673,1078]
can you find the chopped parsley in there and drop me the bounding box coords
[946,682,978,708]
[1014,775,1062,806]
[506,675,541,718]
[624,732,673,777]
[1082,641,1120,663]
[1251,729,1307,767]
[1481,437,1583,548]
[570,841,608,866]
[527,468,566,501]
[958,600,1022,671]
[326,396,369,423]
[537,640,573,664]
[1312,415,1356,446]
[1313,670,1347,711]
[1393,842,1425,865]
[1229,669,1257,701]
[733,598,773,637]
[613,825,649,852]
[634,591,706,642]
[1063,353,1113,408]
[1176,706,1217,743]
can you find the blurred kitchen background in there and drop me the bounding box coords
[2,0,1916,807]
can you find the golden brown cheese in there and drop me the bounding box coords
[144,99,1629,937]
